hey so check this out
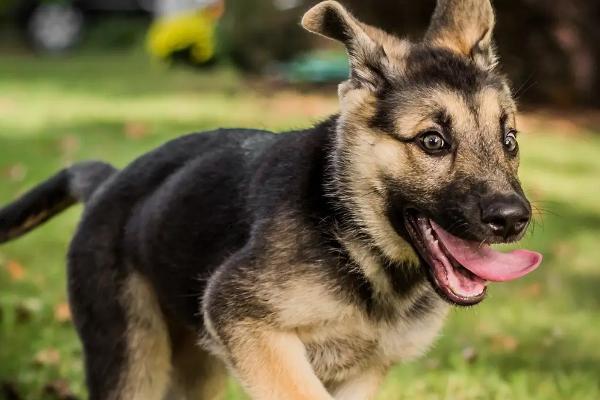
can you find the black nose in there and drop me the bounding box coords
[481,194,531,239]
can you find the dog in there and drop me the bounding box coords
[0,1,542,399]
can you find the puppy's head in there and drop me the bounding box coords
[303,1,542,306]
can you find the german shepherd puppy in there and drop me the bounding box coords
[0,1,542,399]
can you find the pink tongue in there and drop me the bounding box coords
[430,221,542,282]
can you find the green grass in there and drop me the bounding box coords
[0,51,599,400]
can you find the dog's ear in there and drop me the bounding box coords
[302,1,390,89]
[425,0,497,70]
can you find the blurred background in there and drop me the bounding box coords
[0,0,599,399]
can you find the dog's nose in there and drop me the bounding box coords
[481,194,530,239]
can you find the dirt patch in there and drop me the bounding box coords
[519,108,600,135]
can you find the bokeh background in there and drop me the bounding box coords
[0,1,599,399]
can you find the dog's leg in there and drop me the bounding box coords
[206,320,333,400]
[169,328,228,400]
[332,368,386,400]
[113,272,172,400]
[70,260,171,400]
[203,251,339,400]
[230,327,333,400]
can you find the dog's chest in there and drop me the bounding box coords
[300,301,449,383]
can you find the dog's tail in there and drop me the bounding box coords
[0,161,117,244]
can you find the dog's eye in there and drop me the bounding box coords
[504,130,518,154]
[419,132,448,154]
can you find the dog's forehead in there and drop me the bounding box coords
[402,46,502,92]
[375,46,515,135]
[382,86,513,135]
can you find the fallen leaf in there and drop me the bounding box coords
[43,379,78,400]
[490,334,519,352]
[14,305,32,324]
[2,164,27,182]
[520,282,543,298]
[58,135,80,155]
[6,260,25,281]
[461,346,479,364]
[34,348,61,366]
[15,298,43,323]
[54,302,72,323]
[124,121,150,140]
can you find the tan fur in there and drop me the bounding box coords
[228,324,334,400]
[4,198,73,242]
[20,211,50,231]
[332,368,386,400]
[290,279,448,384]
[377,292,449,361]
[5,212,49,241]
[269,275,355,328]
[216,284,448,396]
[260,278,447,384]
[259,237,447,381]
[203,228,449,392]
[333,88,421,267]
[343,238,394,298]
[114,272,171,400]
[391,88,475,142]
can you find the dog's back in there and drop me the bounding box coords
[72,128,281,318]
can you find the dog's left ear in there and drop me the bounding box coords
[425,0,497,70]
[302,1,392,89]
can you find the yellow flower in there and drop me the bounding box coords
[147,10,217,63]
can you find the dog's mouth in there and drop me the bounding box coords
[404,210,543,306]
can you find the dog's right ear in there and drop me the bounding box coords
[302,1,388,89]
[425,0,497,70]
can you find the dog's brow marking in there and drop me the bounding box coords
[478,87,502,133]
[474,87,517,169]
[393,103,437,139]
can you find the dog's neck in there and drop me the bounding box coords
[313,116,429,306]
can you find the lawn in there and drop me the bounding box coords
[0,51,599,400]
